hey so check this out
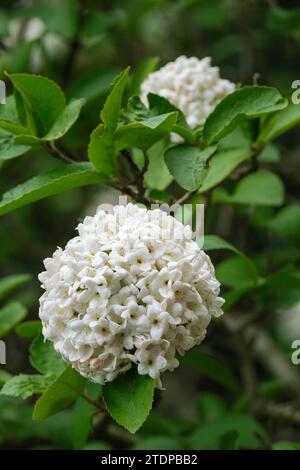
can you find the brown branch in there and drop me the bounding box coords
[45,142,77,164]
[254,399,300,426]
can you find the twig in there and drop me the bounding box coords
[81,391,106,414]
[175,190,197,205]
[45,142,76,164]
[254,399,300,426]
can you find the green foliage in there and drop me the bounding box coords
[0,274,30,302]
[213,170,284,207]
[0,163,107,216]
[103,367,155,433]
[1,374,55,400]
[0,301,27,337]
[33,366,86,421]
[29,333,65,376]
[165,145,217,191]
[203,86,287,145]
[88,68,129,176]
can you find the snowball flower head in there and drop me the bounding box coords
[39,204,224,387]
[141,55,235,129]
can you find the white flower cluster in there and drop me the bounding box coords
[39,204,224,387]
[141,55,235,129]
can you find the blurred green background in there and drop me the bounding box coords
[0,0,300,450]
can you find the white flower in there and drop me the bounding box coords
[38,203,224,387]
[141,56,235,132]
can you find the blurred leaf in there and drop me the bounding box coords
[267,6,300,39]
[181,351,239,393]
[20,0,77,39]
[216,256,256,289]
[219,431,239,450]
[129,57,159,96]
[133,436,181,450]
[257,144,280,163]
[103,367,155,433]
[197,393,226,423]
[272,441,300,450]
[190,414,265,449]
[33,366,86,420]
[7,73,65,137]
[165,144,217,191]
[213,171,284,207]
[0,301,27,337]
[30,332,65,376]
[83,441,112,450]
[0,274,30,302]
[116,112,177,151]
[0,163,107,217]
[15,320,41,339]
[268,205,300,247]
[200,147,252,192]
[204,235,258,283]
[1,374,54,399]
[203,86,287,145]
[0,370,11,387]
[68,68,120,102]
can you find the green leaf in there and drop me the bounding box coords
[213,170,284,207]
[30,332,65,376]
[88,125,116,177]
[232,170,284,206]
[203,86,287,145]
[165,144,217,191]
[0,301,27,337]
[259,102,300,143]
[15,320,41,339]
[33,366,86,420]
[116,112,178,151]
[204,235,258,284]
[148,93,190,130]
[103,367,155,433]
[0,119,30,135]
[200,147,252,192]
[0,135,31,161]
[181,351,239,393]
[101,68,129,132]
[1,374,54,400]
[88,68,129,176]
[0,274,30,302]
[7,73,65,137]
[15,99,84,146]
[70,383,101,450]
[144,141,173,191]
[43,99,84,141]
[0,162,107,217]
